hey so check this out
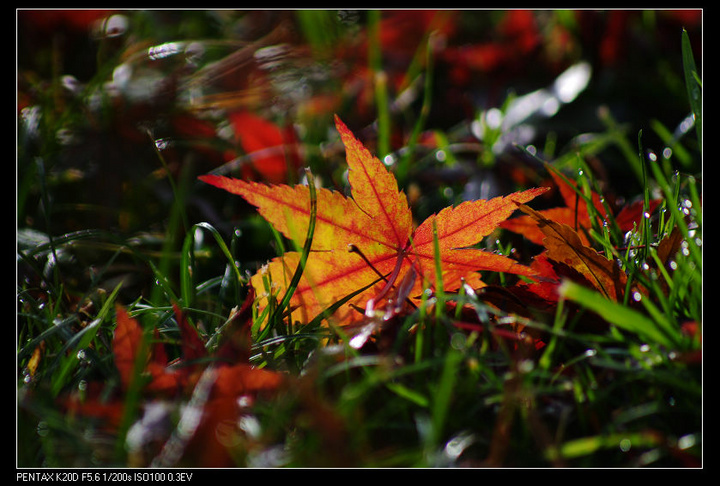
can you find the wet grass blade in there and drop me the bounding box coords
[50,282,124,396]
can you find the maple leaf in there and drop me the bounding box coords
[199,115,548,326]
[107,298,284,467]
[112,296,281,396]
[516,203,627,301]
[113,304,201,395]
[501,164,661,246]
[226,110,302,184]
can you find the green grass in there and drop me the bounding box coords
[17,10,701,468]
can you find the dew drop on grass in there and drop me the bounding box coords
[154,138,171,151]
[37,422,49,437]
[678,434,697,450]
[681,240,691,256]
[619,438,632,452]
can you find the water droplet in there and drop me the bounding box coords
[148,41,182,61]
[383,154,395,166]
[678,114,694,135]
[485,108,503,130]
[36,422,50,437]
[620,438,632,452]
[517,359,535,373]
[97,14,128,38]
[662,147,673,159]
[646,149,657,162]
[632,291,642,302]
[444,432,475,461]
[435,150,446,162]
[678,434,696,450]
[669,260,677,270]
[154,138,171,151]
[450,332,466,350]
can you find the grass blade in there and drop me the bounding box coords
[560,280,682,350]
[681,28,701,148]
[268,168,318,327]
[180,222,245,307]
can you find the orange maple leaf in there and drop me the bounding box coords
[200,115,549,326]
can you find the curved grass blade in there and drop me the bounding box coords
[268,168,318,327]
[180,221,246,307]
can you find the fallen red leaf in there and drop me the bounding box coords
[113,305,145,390]
[501,164,661,246]
[112,295,282,398]
[200,115,549,326]
[226,110,302,184]
[516,203,627,301]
